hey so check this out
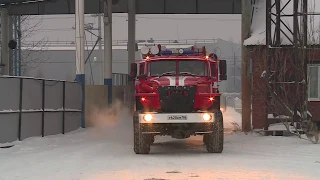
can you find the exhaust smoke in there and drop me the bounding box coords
[87,99,124,128]
[86,99,133,139]
[222,107,242,132]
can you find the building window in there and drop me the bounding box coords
[308,64,320,100]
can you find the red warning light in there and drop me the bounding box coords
[141,97,146,102]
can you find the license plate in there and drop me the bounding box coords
[167,115,187,120]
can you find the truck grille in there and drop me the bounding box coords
[158,86,196,113]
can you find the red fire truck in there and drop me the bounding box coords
[130,44,227,154]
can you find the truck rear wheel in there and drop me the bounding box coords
[206,110,224,153]
[133,112,151,154]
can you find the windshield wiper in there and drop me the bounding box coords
[159,71,175,77]
[178,72,197,76]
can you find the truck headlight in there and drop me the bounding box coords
[143,114,153,122]
[203,113,212,121]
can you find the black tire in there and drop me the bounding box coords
[203,134,209,144]
[149,135,155,144]
[206,110,224,153]
[133,112,151,154]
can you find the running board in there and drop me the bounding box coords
[195,131,213,134]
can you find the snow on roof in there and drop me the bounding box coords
[244,0,320,46]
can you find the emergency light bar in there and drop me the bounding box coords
[160,50,173,55]
[160,49,195,55]
[179,49,195,55]
[140,44,208,57]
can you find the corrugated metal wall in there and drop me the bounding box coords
[0,76,82,143]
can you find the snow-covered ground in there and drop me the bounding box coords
[1,107,320,180]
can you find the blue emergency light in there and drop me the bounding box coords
[160,50,173,55]
[159,48,196,56]
[182,49,195,55]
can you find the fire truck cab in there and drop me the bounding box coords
[130,44,227,154]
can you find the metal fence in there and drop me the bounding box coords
[0,76,82,144]
[112,73,129,86]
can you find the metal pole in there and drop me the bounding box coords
[128,0,136,111]
[8,16,13,76]
[18,15,21,76]
[241,0,252,132]
[1,8,9,75]
[98,13,103,85]
[14,16,18,76]
[75,0,85,128]
[104,0,113,104]
[265,0,272,130]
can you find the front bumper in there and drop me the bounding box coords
[138,112,215,124]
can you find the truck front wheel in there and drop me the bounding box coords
[206,110,224,153]
[148,135,155,144]
[133,112,151,154]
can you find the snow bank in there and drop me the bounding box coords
[244,0,320,46]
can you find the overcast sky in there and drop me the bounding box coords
[23,14,242,44]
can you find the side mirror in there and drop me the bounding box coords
[219,60,227,80]
[130,63,137,79]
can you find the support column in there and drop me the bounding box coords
[241,0,252,132]
[103,0,112,105]
[1,8,9,75]
[18,15,22,76]
[98,13,103,85]
[8,15,13,76]
[127,0,136,111]
[75,0,85,128]
[14,16,18,76]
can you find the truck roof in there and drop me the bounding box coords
[136,45,219,63]
[136,55,218,63]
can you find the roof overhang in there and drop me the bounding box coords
[0,0,242,15]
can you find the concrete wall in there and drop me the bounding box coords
[0,76,82,144]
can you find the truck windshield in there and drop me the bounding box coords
[149,60,176,76]
[149,60,207,76]
[178,60,207,76]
